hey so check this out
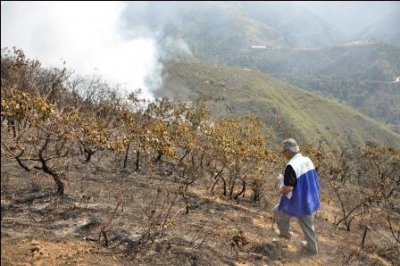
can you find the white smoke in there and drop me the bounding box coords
[1,1,161,100]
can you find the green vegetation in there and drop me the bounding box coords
[2,2,400,264]
[2,47,399,266]
[156,60,400,149]
[150,2,400,130]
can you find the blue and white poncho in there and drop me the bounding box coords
[277,153,320,217]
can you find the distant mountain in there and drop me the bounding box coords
[358,8,400,45]
[124,1,400,49]
[122,1,400,134]
[298,1,400,46]
[255,41,400,132]
[238,1,346,48]
[155,60,400,148]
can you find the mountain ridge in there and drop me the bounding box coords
[130,1,400,132]
[155,60,400,148]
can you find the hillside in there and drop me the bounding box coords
[1,2,400,266]
[260,42,400,131]
[2,141,399,266]
[2,47,399,266]
[155,60,400,148]
[121,1,400,130]
[238,1,344,48]
[300,1,400,45]
[358,8,400,45]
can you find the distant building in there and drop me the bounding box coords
[251,46,266,49]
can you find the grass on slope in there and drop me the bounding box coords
[156,60,400,148]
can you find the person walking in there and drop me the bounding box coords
[273,138,320,254]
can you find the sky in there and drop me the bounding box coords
[2,1,398,100]
[1,1,160,100]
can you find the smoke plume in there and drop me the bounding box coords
[1,1,161,99]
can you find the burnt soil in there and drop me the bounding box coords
[1,151,397,266]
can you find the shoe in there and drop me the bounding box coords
[301,241,318,255]
[278,231,293,240]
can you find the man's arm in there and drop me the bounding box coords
[279,165,296,196]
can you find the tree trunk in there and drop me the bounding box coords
[234,180,246,200]
[123,144,130,168]
[155,150,163,162]
[221,176,227,196]
[135,150,140,171]
[52,174,65,195]
[210,168,224,193]
[39,138,65,195]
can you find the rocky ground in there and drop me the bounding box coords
[1,152,397,266]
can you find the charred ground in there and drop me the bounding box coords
[1,149,398,266]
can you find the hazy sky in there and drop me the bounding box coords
[1,1,160,100]
[2,1,398,100]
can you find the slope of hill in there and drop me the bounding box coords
[299,1,400,46]
[2,147,398,266]
[258,41,400,131]
[358,8,400,45]
[155,60,400,148]
[2,3,400,266]
[122,2,400,129]
[121,1,400,129]
[238,1,345,48]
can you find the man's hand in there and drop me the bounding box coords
[279,185,293,196]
